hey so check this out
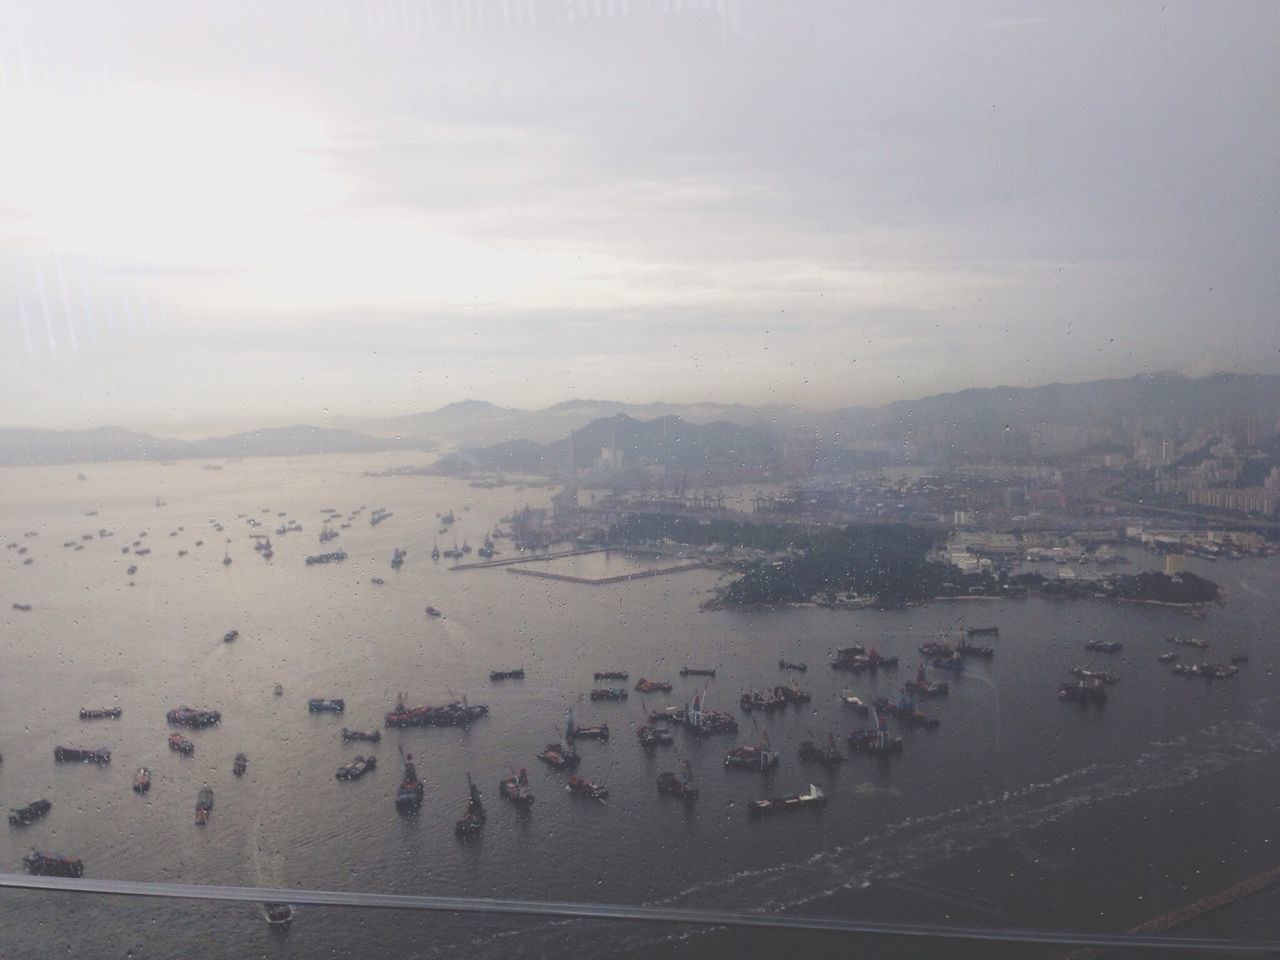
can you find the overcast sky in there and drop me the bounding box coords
[1,1,1277,430]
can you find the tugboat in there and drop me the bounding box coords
[798,734,846,768]
[166,706,222,728]
[637,725,674,748]
[904,663,950,698]
[9,799,52,827]
[724,734,780,771]
[841,692,870,715]
[634,678,673,694]
[454,774,486,838]
[778,659,808,672]
[308,698,345,713]
[53,746,111,764]
[594,671,629,681]
[746,783,825,818]
[262,903,294,927]
[567,775,609,801]
[590,687,628,701]
[233,753,248,776]
[489,668,526,681]
[848,708,904,756]
[23,850,83,878]
[394,750,425,813]
[133,768,151,793]
[79,707,123,720]
[336,755,377,780]
[499,769,535,807]
[341,728,382,743]
[168,733,194,756]
[1059,679,1107,703]
[679,667,716,677]
[657,760,698,803]
[195,785,214,825]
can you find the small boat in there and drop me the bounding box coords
[23,850,83,878]
[746,783,826,817]
[195,785,214,825]
[454,775,486,838]
[1069,667,1120,684]
[371,577,385,585]
[223,630,239,643]
[679,667,716,677]
[79,707,123,720]
[841,692,870,715]
[54,746,111,764]
[11,603,32,612]
[1083,639,1123,653]
[431,543,441,561]
[499,769,534,807]
[126,565,138,575]
[1158,652,1180,663]
[133,768,151,793]
[567,775,609,801]
[304,551,347,566]
[168,733,195,756]
[341,728,381,743]
[222,554,232,566]
[167,706,222,728]
[336,755,377,780]
[724,736,780,771]
[778,659,807,672]
[590,688,628,701]
[798,735,846,768]
[233,753,248,776]
[593,671,629,681]
[273,683,284,697]
[637,725,674,748]
[308,698,345,713]
[489,668,526,681]
[425,606,443,619]
[657,761,698,803]
[391,548,405,569]
[262,903,294,926]
[634,678,673,693]
[9,799,52,827]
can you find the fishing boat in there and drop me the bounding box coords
[53,746,110,764]
[489,668,526,681]
[679,667,716,677]
[634,678,673,693]
[166,706,222,728]
[371,577,384,585]
[798,734,846,768]
[724,734,780,771]
[23,850,83,878]
[233,753,248,776]
[336,755,377,780]
[168,733,194,756]
[307,698,345,713]
[9,799,52,827]
[1059,679,1107,703]
[594,671,629,681]
[133,768,151,793]
[79,707,123,720]
[637,725,674,748]
[746,783,826,817]
[262,903,294,926]
[341,728,381,743]
[499,769,534,807]
[778,659,807,672]
[567,776,609,801]
[395,751,425,813]
[195,786,214,825]
[454,775,486,838]
[590,687,628,701]
[657,760,698,803]
[841,692,870,715]
[904,663,950,697]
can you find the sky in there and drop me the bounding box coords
[1,0,1278,431]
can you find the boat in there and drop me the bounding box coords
[223,630,239,643]
[594,671,629,681]
[1083,639,1123,653]
[1231,654,1249,664]
[778,659,807,672]
[499,769,535,807]
[11,602,32,612]
[222,554,232,566]
[918,640,954,658]
[739,688,787,712]
[308,698,345,713]
[634,678,673,693]
[394,751,425,813]
[341,728,381,743]
[746,783,826,818]
[195,786,214,825]
[53,746,111,764]
[166,706,222,728]
[425,606,443,619]
[957,640,995,658]
[637,725,674,748]
[391,548,405,569]
[273,683,284,697]
[304,551,347,565]
[590,687,628,701]
[904,663,950,698]
[1059,680,1107,703]
[1158,652,1180,663]
[1168,637,1210,649]
[133,768,151,793]
[657,760,698,803]
[724,734,780,771]
[336,755,377,780]
[798,734,846,768]
[830,646,898,673]
[262,903,294,926]
[9,799,52,827]
[873,693,940,729]
[848,709,904,756]
[841,692,870,715]
[679,667,716,677]
[454,775,487,838]
[431,543,441,561]
[775,682,811,705]
[931,653,966,673]
[967,626,1000,637]
[1171,662,1240,680]
[675,688,739,736]
[536,738,580,769]
[79,707,123,720]
[168,733,194,756]
[371,577,384,585]
[489,669,526,681]
[126,565,138,576]
[567,775,609,801]
[570,722,609,741]
[233,753,248,776]
[23,850,83,878]
[1069,667,1120,684]
[319,526,340,544]
[384,695,488,728]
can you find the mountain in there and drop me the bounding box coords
[0,425,421,466]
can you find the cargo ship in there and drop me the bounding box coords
[590,687,628,701]
[337,755,377,780]
[499,769,534,807]
[918,640,954,658]
[168,733,194,756]
[746,783,825,817]
[395,750,425,813]
[567,776,609,801]
[679,667,716,677]
[957,639,995,658]
[454,775,486,838]
[1171,662,1240,679]
[966,626,1000,637]
[341,727,381,742]
[830,645,898,673]
[634,678,673,693]
[563,708,608,742]
[536,738,580,769]
[739,688,787,712]
[489,668,525,681]
[166,706,222,728]
[79,707,122,720]
[657,760,698,803]
[932,653,966,672]
[9,799,52,827]
[775,682,811,705]
[308,698,345,713]
[593,671,628,681]
[54,746,110,764]
[384,695,488,728]
[195,785,214,825]
[675,689,739,736]
[23,850,83,878]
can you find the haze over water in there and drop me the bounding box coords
[2,453,1279,958]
